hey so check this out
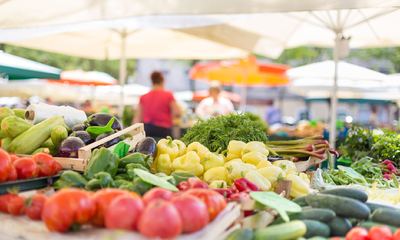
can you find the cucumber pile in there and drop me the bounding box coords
[227,188,400,240]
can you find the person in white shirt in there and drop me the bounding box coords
[195,81,235,118]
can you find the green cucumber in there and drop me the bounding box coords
[226,228,253,240]
[360,221,398,234]
[371,208,400,227]
[293,196,308,207]
[366,202,398,213]
[8,115,65,154]
[0,137,12,151]
[320,188,368,203]
[302,220,330,238]
[254,220,306,240]
[325,217,352,237]
[305,193,370,220]
[271,208,336,225]
[0,107,15,124]
[1,116,33,138]
[51,125,68,148]
[12,109,26,119]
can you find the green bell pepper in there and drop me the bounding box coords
[83,148,120,180]
[126,163,149,180]
[170,172,196,185]
[117,168,127,174]
[119,152,153,170]
[53,170,88,189]
[114,179,127,188]
[119,180,136,191]
[132,178,152,196]
[85,172,115,191]
[114,173,129,180]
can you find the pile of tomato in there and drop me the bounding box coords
[0,186,226,239]
[337,226,400,240]
[0,149,62,181]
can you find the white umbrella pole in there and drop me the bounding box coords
[329,32,340,150]
[118,30,127,118]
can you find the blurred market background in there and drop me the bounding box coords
[2,1,400,151]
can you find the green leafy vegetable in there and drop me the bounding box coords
[182,112,268,152]
[134,169,178,191]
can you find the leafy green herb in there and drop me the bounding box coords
[182,112,269,152]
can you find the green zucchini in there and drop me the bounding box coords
[302,220,330,238]
[366,202,398,213]
[0,131,6,139]
[325,217,352,237]
[271,208,335,225]
[0,137,12,152]
[226,228,254,240]
[8,115,65,154]
[306,237,328,240]
[305,193,370,219]
[1,116,33,138]
[51,125,68,148]
[360,221,398,234]
[0,107,15,124]
[371,208,400,227]
[293,196,308,207]
[253,220,306,240]
[12,109,26,119]
[31,147,50,155]
[320,188,368,203]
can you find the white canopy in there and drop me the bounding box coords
[1,0,397,29]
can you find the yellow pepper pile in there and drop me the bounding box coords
[153,138,311,198]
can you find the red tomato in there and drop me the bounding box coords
[24,194,48,220]
[7,196,26,216]
[184,189,227,221]
[0,149,12,182]
[346,227,370,240]
[393,229,400,240]
[9,154,19,164]
[91,188,134,227]
[32,153,55,177]
[13,158,39,179]
[142,187,173,206]
[368,226,392,240]
[41,188,96,232]
[0,192,19,213]
[138,199,182,239]
[172,194,210,233]
[6,165,18,181]
[53,161,63,175]
[105,194,144,230]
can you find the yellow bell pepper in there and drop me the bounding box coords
[226,140,246,161]
[203,166,229,184]
[226,161,257,181]
[241,141,269,157]
[152,136,179,169]
[201,150,224,172]
[172,139,186,157]
[209,180,228,189]
[286,173,310,198]
[245,170,271,191]
[299,172,311,186]
[257,160,272,169]
[242,151,267,166]
[187,142,210,160]
[256,166,286,187]
[156,153,172,175]
[273,160,297,174]
[223,158,242,169]
[172,151,204,177]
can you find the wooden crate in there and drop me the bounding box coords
[55,123,145,171]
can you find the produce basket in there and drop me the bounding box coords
[0,201,241,240]
[0,173,61,194]
[53,123,145,172]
